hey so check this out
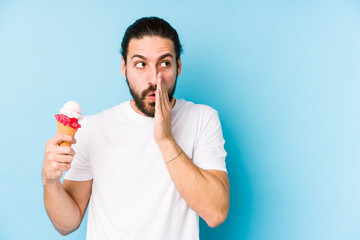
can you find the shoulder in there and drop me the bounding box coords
[79,101,129,128]
[176,99,219,118]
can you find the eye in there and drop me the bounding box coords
[135,62,145,69]
[160,61,170,67]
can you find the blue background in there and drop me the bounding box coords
[0,0,359,239]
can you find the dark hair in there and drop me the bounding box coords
[121,16,183,63]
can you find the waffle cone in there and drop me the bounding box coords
[56,121,76,146]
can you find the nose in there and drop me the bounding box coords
[148,65,158,85]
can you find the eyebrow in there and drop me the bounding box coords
[130,53,174,61]
[158,53,174,60]
[131,54,146,60]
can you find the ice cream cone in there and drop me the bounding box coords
[56,121,76,146]
[55,101,82,146]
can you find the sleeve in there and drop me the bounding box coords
[64,116,93,181]
[192,109,227,172]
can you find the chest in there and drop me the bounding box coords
[86,119,197,188]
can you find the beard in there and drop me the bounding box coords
[126,77,177,118]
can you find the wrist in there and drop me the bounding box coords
[157,138,183,163]
[42,178,61,189]
[165,149,183,163]
[157,137,176,151]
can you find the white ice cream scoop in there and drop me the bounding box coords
[59,101,82,119]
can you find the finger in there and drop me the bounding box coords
[159,75,172,110]
[51,162,72,172]
[51,146,75,156]
[160,75,169,102]
[161,78,170,106]
[57,154,73,164]
[47,153,73,164]
[156,73,172,116]
[160,83,168,115]
[48,134,76,146]
[59,162,71,172]
[55,134,76,145]
[158,74,169,111]
[170,97,175,108]
[155,74,162,113]
[46,170,64,181]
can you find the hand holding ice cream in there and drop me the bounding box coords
[55,101,82,146]
[42,101,82,185]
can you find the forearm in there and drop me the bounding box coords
[43,180,82,235]
[159,140,230,227]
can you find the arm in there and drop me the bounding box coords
[42,134,92,235]
[160,140,230,227]
[154,74,230,227]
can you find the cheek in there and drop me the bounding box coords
[164,71,176,84]
[127,67,152,81]
[162,68,176,79]
[126,69,143,85]
[125,67,136,79]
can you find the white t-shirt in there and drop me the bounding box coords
[64,99,227,240]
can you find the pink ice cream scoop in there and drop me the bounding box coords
[55,101,82,146]
[55,101,82,131]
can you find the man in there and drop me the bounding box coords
[42,16,230,240]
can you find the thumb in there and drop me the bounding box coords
[170,97,176,107]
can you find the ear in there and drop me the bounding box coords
[121,56,126,77]
[176,57,182,76]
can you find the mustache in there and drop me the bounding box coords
[141,85,157,98]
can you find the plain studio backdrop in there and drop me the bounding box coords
[0,0,359,239]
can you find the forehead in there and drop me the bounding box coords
[127,36,175,59]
